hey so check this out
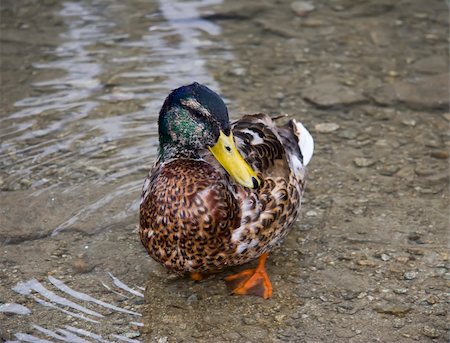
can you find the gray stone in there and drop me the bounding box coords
[393,288,408,294]
[369,73,449,110]
[303,76,366,107]
[354,158,377,168]
[412,55,448,75]
[222,332,241,340]
[379,165,400,176]
[349,3,395,17]
[291,1,315,17]
[338,129,357,139]
[404,271,417,280]
[380,253,391,261]
[393,74,449,110]
[373,304,412,317]
[370,29,391,47]
[187,293,198,303]
[422,325,440,339]
[123,331,141,339]
[315,122,340,133]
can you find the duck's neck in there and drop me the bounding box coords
[159,142,201,161]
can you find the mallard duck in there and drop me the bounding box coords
[139,82,313,299]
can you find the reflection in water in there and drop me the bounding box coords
[2,0,229,234]
[10,274,143,342]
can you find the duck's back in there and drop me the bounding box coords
[225,114,311,261]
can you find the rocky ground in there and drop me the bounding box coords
[142,1,449,342]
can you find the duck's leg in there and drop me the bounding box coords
[224,252,273,299]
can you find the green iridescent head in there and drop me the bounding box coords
[157,82,260,189]
[158,82,231,158]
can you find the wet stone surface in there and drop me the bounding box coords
[1,0,449,342]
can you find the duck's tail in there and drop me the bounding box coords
[278,119,314,176]
[291,119,314,166]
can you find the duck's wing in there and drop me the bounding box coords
[232,113,313,182]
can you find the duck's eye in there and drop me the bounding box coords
[225,146,231,152]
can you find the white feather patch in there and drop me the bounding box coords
[293,120,314,166]
[241,129,264,145]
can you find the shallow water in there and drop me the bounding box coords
[1,0,231,340]
[1,0,226,211]
[1,0,449,342]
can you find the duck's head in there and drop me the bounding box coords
[158,82,260,189]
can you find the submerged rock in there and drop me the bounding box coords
[303,76,366,107]
[315,122,340,133]
[291,1,316,17]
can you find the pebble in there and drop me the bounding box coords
[336,304,358,315]
[357,259,377,267]
[430,150,449,159]
[291,1,315,17]
[72,257,94,274]
[395,256,410,263]
[243,317,256,325]
[352,207,365,215]
[123,331,140,339]
[425,294,439,305]
[353,157,377,168]
[406,247,424,256]
[414,166,435,176]
[332,5,344,11]
[414,12,428,19]
[229,67,246,76]
[421,325,439,339]
[403,271,417,280]
[357,292,367,299]
[20,178,32,187]
[393,288,408,295]
[374,139,389,147]
[387,70,399,77]
[370,30,391,46]
[222,332,241,340]
[300,19,325,27]
[380,253,391,261]
[392,318,405,328]
[315,123,339,133]
[373,305,412,317]
[275,314,286,322]
[401,119,416,126]
[425,33,439,41]
[187,293,198,303]
[379,165,399,176]
[306,210,318,217]
[338,129,357,139]
[341,290,358,300]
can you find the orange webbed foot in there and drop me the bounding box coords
[224,253,273,299]
[190,272,204,281]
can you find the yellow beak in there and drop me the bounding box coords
[209,131,260,189]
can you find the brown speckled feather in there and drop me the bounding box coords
[140,113,308,274]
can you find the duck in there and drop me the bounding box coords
[139,82,313,299]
